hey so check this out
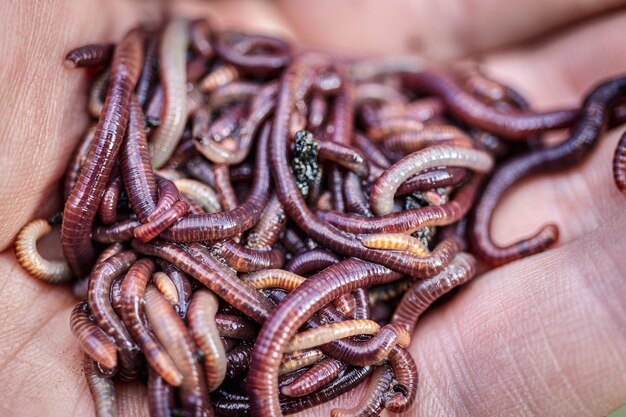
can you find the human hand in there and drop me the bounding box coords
[0,1,625,416]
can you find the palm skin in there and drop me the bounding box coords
[0,1,625,416]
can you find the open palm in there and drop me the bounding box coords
[0,1,625,416]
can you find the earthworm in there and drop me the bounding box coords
[243,269,305,291]
[153,271,179,305]
[351,288,370,320]
[159,262,192,318]
[247,257,403,416]
[308,93,328,131]
[70,302,117,370]
[147,368,175,417]
[64,126,97,200]
[136,35,160,106]
[120,94,158,222]
[213,31,291,76]
[208,81,262,108]
[285,319,382,353]
[384,125,473,153]
[368,279,412,304]
[385,346,418,413]
[404,69,578,139]
[281,357,346,397]
[370,145,493,215]
[377,97,445,122]
[133,199,190,242]
[188,289,228,392]
[343,172,372,216]
[189,18,213,58]
[395,166,468,196]
[393,252,477,333]
[614,129,626,192]
[15,219,73,284]
[159,121,271,242]
[246,194,285,249]
[212,164,239,210]
[330,167,346,212]
[470,75,626,265]
[73,242,126,299]
[132,240,273,323]
[367,117,423,141]
[172,178,221,213]
[360,233,430,257]
[88,69,109,118]
[145,84,163,126]
[119,258,183,386]
[144,286,210,416]
[354,83,407,105]
[280,349,325,375]
[350,56,423,81]
[148,176,181,222]
[225,344,253,380]
[318,174,482,234]
[331,364,393,417]
[284,248,340,275]
[87,251,140,377]
[212,239,284,272]
[84,355,117,417]
[93,218,140,243]
[61,28,143,277]
[64,43,114,68]
[353,133,391,169]
[199,64,240,92]
[150,19,189,168]
[215,314,259,340]
[318,140,369,177]
[99,172,123,225]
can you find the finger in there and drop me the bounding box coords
[476,10,626,249]
[274,0,626,59]
[412,209,626,417]
[0,0,143,251]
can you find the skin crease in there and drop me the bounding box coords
[0,1,626,416]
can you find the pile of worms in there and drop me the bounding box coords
[14,17,626,417]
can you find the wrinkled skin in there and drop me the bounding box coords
[1,1,625,416]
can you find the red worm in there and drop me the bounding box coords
[119,258,183,386]
[213,31,291,76]
[136,34,159,106]
[131,239,273,324]
[61,28,143,277]
[284,248,340,275]
[93,218,141,243]
[148,368,175,417]
[99,171,123,225]
[144,286,211,416]
[470,75,626,265]
[148,176,182,222]
[331,364,393,417]
[64,126,97,200]
[404,69,579,139]
[281,357,346,398]
[83,355,117,417]
[246,193,286,249]
[120,94,158,222]
[395,166,468,196]
[385,346,418,413]
[215,313,259,340]
[87,251,140,378]
[70,302,117,370]
[189,18,213,58]
[212,239,284,272]
[64,43,114,68]
[159,121,271,242]
[392,252,477,333]
[343,172,372,216]
[133,199,190,242]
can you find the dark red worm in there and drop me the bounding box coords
[343,172,372,216]
[70,302,117,371]
[392,252,477,333]
[87,251,140,378]
[136,34,160,107]
[64,127,96,200]
[470,75,626,266]
[120,94,158,222]
[148,368,175,417]
[208,80,262,108]
[99,171,123,225]
[403,69,579,139]
[395,166,468,196]
[159,121,271,242]
[280,228,308,255]
[331,363,393,417]
[144,286,211,417]
[246,194,286,249]
[385,346,418,413]
[189,18,213,58]
[353,133,391,169]
[317,174,482,234]
[83,355,117,417]
[119,258,183,386]
[247,258,401,416]
[225,344,253,381]
[212,164,239,211]
[133,199,190,242]
[131,239,273,324]
[284,248,340,275]
[64,43,114,68]
[213,31,291,76]
[330,166,346,212]
[212,239,284,272]
[148,176,182,222]
[613,129,626,192]
[61,28,143,277]
[160,261,192,318]
[281,357,346,397]
[215,313,259,340]
[93,218,140,243]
